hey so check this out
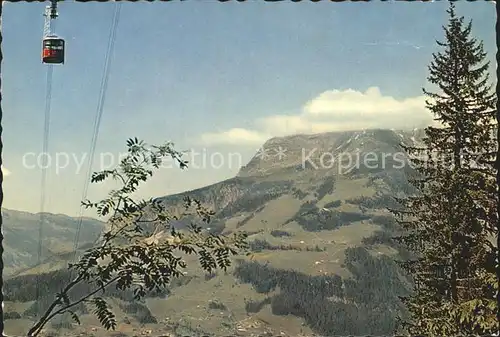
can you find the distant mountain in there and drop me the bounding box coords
[156,128,424,224]
[2,208,104,277]
[239,128,425,177]
[3,129,424,337]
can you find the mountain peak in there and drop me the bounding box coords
[238,128,424,177]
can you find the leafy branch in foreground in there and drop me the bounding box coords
[26,138,248,336]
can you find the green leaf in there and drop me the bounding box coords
[68,310,81,325]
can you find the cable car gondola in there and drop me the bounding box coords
[42,35,65,64]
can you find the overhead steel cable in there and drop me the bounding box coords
[35,7,59,312]
[35,64,54,307]
[53,4,122,332]
[71,0,121,261]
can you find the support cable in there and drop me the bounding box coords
[54,4,121,333]
[34,4,58,312]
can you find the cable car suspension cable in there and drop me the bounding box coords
[71,0,121,258]
[35,1,59,309]
[54,7,122,332]
[53,4,121,329]
[35,66,53,309]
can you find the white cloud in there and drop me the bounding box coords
[199,87,436,146]
[303,87,425,116]
[200,128,270,146]
[2,166,11,177]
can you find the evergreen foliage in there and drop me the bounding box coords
[269,230,292,238]
[315,176,336,200]
[234,247,410,336]
[389,4,498,335]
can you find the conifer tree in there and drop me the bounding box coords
[390,3,498,336]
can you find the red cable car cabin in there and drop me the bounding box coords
[42,35,65,64]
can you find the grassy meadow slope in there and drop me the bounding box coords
[3,129,423,337]
[2,209,104,277]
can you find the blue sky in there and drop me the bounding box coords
[1,1,496,216]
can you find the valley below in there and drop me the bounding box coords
[3,129,422,337]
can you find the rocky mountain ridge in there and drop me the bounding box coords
[238,128,425,177]
[3,128,424,337]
